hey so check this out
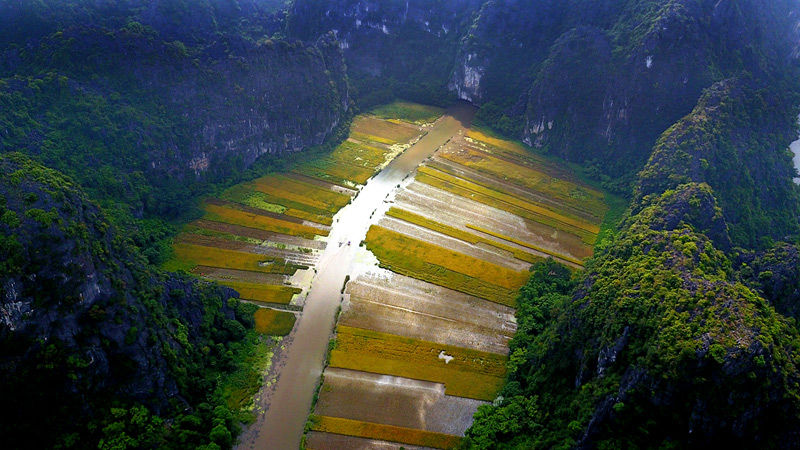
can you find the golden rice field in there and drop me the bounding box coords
[465,129,581,184]
[328,326,507,401]
[204,202,327,240]
[216,280,301,304]
[167,243,301,274]
[254,308,297,336]
[165,111,428,345]
[416,166,598,244]
[385,207,546,264]
[364,225,526,306]
[307,415,460,450]
[438,145,607,221]
[351,115,425,143]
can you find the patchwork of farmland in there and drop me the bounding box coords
[307,125,611,449]
[165,110,430,338]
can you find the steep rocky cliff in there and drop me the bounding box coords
[637,79,800,247]
[0,2,350,219]
[290,0,800,187]
[0,153,256,448]
[289,0,480,106]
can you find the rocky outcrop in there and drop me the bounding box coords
[465,184,800,448]
[0,8,350,218]
[0,153,251,448]
[636,79,800,247]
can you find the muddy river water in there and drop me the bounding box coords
[240,103,476,449]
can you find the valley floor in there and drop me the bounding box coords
[167,101,612,449]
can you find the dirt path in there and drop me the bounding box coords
[236,103,476,450]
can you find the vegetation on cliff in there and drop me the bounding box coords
[0,153,269,448]
[465,185,800,448]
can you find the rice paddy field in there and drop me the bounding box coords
[307,118,614,449]
[164,111,430,339]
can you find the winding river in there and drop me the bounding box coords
[238,103,476,450]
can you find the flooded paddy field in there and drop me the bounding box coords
[168,100,611,449]
[307,112,612,449]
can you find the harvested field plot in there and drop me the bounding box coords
[364,225,527,306]
[352,116,424,143]
[308,415,461,449]
[395,182,592,262]
[342,273,516,354]
[416,165,597,244]
[385,207,542,265]
[304,432,431,450]
[192,267,289,285]
[328,326,507,401]
[314,368,486,435]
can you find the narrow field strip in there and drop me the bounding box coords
[221,184,335,225]
[308,415,460,450]
[216,280,301,304]
[465,223,585,267]
[364,225,525,306]
[250,175,352,213]
[254,308,296,336]
[190,219,326,250]
[352,115,425,142]
[385,207,544,264]
[416,166,597,244]
[204,203,327,239]
[192,266,289,285]
[168,243,302,274]
[329,326,507,401]
[419,164,599,234]
[295,159,376,186]
[465,129,580,182]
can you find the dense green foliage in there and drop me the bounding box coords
[465,185,800,448]
[0,153,270,448]
[637,80,800,248]
[0,1,350,261]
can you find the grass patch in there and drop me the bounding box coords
[417,166,598,244]
[217,330,278,420]
[165,243,301,274]
[368,101,444,124]
[308,415,460,449]
[594,193,629,252]
[204,203,327,239]
[365,225,524,306]
[329,326,506,401]
[254,308,297,336]
[218,280,301,304]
